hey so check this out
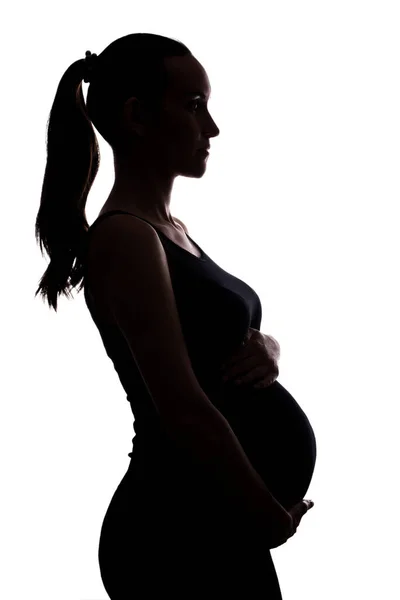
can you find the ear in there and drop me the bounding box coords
[122,96,148,137]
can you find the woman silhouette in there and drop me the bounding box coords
[35,33,316,599]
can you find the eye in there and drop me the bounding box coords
[189,99,206,112]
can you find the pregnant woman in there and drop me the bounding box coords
[35,32,317,599]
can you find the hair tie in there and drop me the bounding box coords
[83,50,98,83]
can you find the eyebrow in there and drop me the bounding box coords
[184,90,211,100]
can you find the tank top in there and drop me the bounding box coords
[83,209,317,509]
[83,210,262,436]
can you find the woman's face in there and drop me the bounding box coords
[120,55,220,178]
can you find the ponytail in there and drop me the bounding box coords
[34,32,190,311]
[34,54,99,311]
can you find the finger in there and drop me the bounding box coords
[221,357,265,380]
[260,367,279,386]
[292,500,312,521]
[230,367,273,386]
[254,375,278,389]
[268,335,281,358]
[303,499,314,510]
[221,348,253,370]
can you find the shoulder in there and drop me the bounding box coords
[85,213,168,321]
[87,212,166,288]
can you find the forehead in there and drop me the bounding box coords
[165,55,212,99]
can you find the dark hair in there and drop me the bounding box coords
[34,33,192,311]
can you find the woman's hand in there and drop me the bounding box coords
[220,327,281,389]
[269,499,315,549]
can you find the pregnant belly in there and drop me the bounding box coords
[213,380,317,510]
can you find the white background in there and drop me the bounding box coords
[2,1,400,599]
